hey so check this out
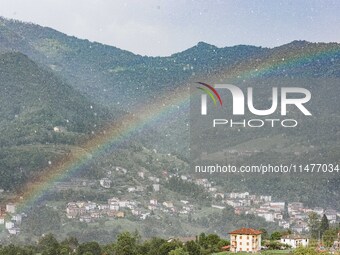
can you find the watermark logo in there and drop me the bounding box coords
[196,82,312,128]
[196,82,222,115]
[199,83,311,116]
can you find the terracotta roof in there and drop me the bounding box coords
[229,228,262,235]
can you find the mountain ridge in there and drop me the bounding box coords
[0,15,339,176]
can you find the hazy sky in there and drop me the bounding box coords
[0,0,339,56]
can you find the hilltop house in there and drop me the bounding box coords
[229,228,262,253]
[280,234,309,248]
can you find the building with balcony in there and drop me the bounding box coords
[229,228,262,253]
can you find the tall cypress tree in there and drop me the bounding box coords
[283,201,289,220]
[320,214,329,236]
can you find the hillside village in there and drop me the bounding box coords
[1,166,338,237]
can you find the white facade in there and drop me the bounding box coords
[11,214,22,224]
[269,202,285,212]
[280,236,309,248]
[6,203,16,214]
[150,199,158,205]
[325,210,337,224]
[109,205,120,211]
[85,202,97,211]
[258,212,275,222]
[279,220,290,229]
[260,195,272,202]
[163,201,174,208]
[149,176,160,183]
[8,227,20,235]
[153,184,160,192]
[313,207,324,216]
[229,192,249,199]
[5,221,14,229]
[138,171,145,179]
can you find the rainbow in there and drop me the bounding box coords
[219,43,340,80]
[16,85,191,211]
[15,43,340,211]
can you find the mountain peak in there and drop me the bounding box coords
[281,40,311,48]
[196,41,216,48]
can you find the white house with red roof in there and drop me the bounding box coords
[229,228,262,253]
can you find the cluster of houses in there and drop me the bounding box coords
[178,176,339,233]
[1,167,339,238]
[66,197,195,223]
[55,163,339,233]
[185,176,339,232]
[0,203,23,235]
[215,191,339,233]
[63,171,339,234]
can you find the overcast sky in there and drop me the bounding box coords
[0,0,339,56]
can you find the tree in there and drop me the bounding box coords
[319,214,329,236]
[307,212,320,239]
[259,228,269,240]
[283,201,289,220]
[0,244,36,255]
[197,233,208,249]
[77,242,101,255]
[60,246,72,255]
[38,234,60,255]
[265,240,284,250]
[270,231,282,240]
[322,228,337,247]
[60,236,79,251]
[217,239,230,251]
[293,246,318,255]
[114,232,138,255]
[22,206,61,236]
[185,240,202,255]
[205,234,221,248]
[169,247,190,255]
[158,241,182,255]
[139,237,166,255]
[102,243,115,255]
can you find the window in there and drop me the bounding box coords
[240,248,242,251]
[247,236,249,240]
[247,242,249,246]
[247,248,249,251]
[240,236,242,239]
[240,242,242,245]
